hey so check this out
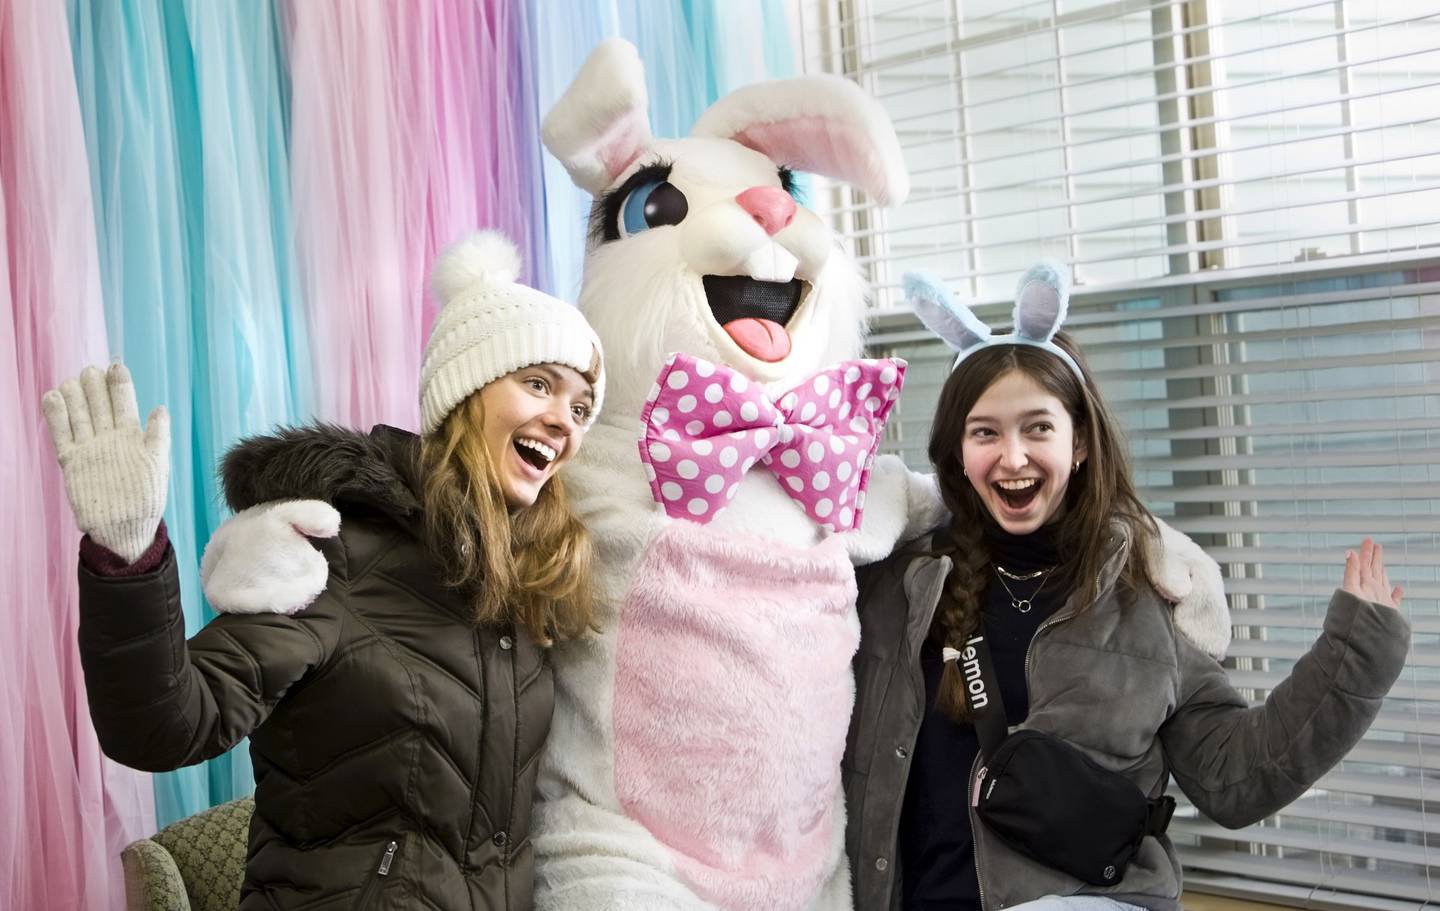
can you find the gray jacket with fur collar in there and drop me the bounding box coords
[843,522,1410,911]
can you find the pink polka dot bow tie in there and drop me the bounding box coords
[637,353,907,531]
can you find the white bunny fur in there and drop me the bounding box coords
[532,40,937,911]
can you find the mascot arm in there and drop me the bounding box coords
[843,455,946,566]
[841,457,1232,658]
[201,500,339,616]
[564,425,672,609]
[1145,518,1232,659]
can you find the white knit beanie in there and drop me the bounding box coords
[420,231,604,437]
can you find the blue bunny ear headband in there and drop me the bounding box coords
[902,262,1085,383]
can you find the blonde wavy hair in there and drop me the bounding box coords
[419,391,596,646]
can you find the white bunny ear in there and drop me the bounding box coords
[904,271,990,352]
[1012,262,1071,343]
[690,75,909,206]
[541,39,653,196]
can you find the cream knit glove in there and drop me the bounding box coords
[42,363,169,563]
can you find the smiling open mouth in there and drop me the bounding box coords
[994,478,1041,510]
[514,437,555,471]
[701,275,805,362]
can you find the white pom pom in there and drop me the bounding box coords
[431,230,521,302]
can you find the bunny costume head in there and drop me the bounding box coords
[542,39,909,418]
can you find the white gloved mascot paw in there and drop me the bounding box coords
[201,499,339,615]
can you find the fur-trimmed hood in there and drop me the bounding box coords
[85,419,556,911]
[220,423,422,527]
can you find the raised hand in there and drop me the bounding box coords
[41,364,169,563]
[1343,538,1403,610]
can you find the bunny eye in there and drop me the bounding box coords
[619,179,688,237]
[778,166,802,201]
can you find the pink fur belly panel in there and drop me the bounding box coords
[613,521,859,911]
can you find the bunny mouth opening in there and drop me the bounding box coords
[701,276,806,363]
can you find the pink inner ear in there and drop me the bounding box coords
[734,117,883,200]
[598,110,651,185]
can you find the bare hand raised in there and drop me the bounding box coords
[1342,538,1403,610]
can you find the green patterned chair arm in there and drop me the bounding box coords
[121,839,190,911]
[123,796,253,911]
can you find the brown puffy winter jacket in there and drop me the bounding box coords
[77,424,554,910]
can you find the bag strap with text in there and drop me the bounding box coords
[953,626,1176,836]
[950,631,1007,757]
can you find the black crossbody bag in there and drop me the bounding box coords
[959,630,1175,886]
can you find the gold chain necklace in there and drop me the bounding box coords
[993,564,1053,613]
[995,564,1047,582]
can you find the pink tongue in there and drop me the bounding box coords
[723,318,792,362]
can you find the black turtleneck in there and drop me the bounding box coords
[897,518,1068,911]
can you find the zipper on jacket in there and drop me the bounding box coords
[463,628,490,860]
[353,840,399,911]
[1023,606,1078,687]
[876,626,930,911]
[1023,536,1130,684]
[378,841,398,876]
[967,752,989,910]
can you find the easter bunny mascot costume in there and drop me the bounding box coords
[524,40,934,911]
[197,39,1230,911]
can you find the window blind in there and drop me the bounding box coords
[798,0,1440,303]
[796,0,1440,906]
[863,268,1440,909]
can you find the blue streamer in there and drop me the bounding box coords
[616,1,704,139]
[68,0,309,825]
[507,1,557,296]
[529,0,620,301]
[680,0,795,100]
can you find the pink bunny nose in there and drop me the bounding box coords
[736,187,796,236]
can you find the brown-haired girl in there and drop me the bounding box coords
[42,231,602,910]
[843,265,1410,911]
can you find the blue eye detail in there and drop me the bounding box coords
[619,180,688,237]
[778,166,807,205]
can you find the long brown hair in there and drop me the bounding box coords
[926,331,1156,720]
[419,392,596,646]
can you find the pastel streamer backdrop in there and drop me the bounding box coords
[1,1,796,908]
[1,3,154,909]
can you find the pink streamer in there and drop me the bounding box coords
[288,1,428,429]
[420,0,493,339]
[286,1,420,428]
[0,2,156,908]
[288,0,550,429]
